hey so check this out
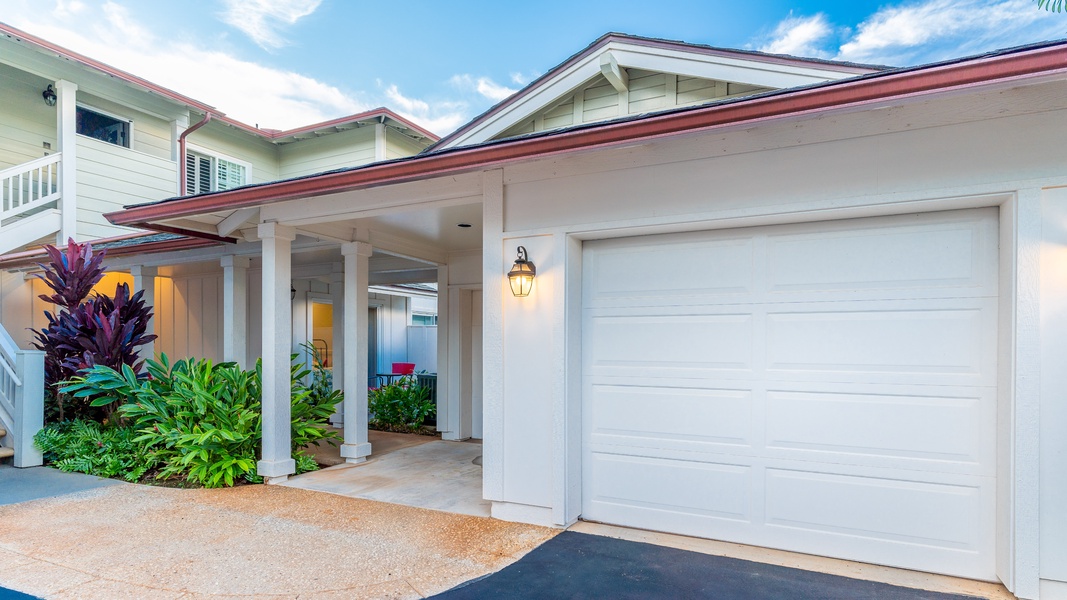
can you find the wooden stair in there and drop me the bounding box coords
[0,426,13,460]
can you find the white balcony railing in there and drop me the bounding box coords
[0,323,44,468]
[0,153,61,223]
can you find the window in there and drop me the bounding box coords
[185,150,247,195]
[412,313,437,326]
[76,106,130,147]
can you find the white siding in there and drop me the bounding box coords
[75,136,177,240]
[78,92,172,160]
[191,125,280,185]
[491,70,772,142]
[385,132,429,161]
[0,65,56,171]
[279,126,375,179]
[155,272,223,361]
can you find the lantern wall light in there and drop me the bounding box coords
[42,84,57,107]
[508,246,536,297]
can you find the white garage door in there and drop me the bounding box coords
[582,208,998,580]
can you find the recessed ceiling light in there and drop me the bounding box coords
[457,223,472,228]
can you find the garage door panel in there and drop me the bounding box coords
[582,208,998,579]
[765,219,995,297]
[586,453,754,522]
[764,468,987,548]
[587,313,753,371]
[764,389,988,469]
[586,237,755,305]
[588,384,752,448]
[766,303,994,385]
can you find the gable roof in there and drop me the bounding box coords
[0,22,438,143]
[103,38,1067,234]
[428,32,890,151]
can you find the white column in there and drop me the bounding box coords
[329,262,345,426]
[374,122,386,162]
[340,241,372,463]
[13,349,45,468]
[256,223,296,482]
[435,265,449,434]
[221,255,250,367]
[129,266,157,359]
[55,80,77,244]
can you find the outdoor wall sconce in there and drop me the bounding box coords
[290,285,296,301]
[42,85,57,107]
[508,246,536,297]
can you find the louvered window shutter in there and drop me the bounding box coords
[186,152,214,194]
[216,159,246,191]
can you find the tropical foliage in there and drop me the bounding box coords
[30,239,155,422]
[49,353,341,488]
[368,375,435,432]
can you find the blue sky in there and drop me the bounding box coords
[4,1,1066,135]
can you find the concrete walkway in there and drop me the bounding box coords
[286,438,487,517]
[0,466,121,506]
[0,477,555,599]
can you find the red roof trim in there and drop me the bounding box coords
[0,233,220,270]
[214,108,440,142]
[106,41,1067,228]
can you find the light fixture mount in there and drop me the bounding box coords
[42,84,57,107]
[508,246,536,297]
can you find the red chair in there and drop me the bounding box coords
[392,362,415,375]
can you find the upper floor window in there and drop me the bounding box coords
[76,105,131,148]
[186,150,247,195]
[411,313,437,326]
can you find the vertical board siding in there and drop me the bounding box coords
[156,273,223,361]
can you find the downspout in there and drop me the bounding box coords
[178,113,213,195]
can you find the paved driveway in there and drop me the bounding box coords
[0,467,554,599]
[431,531,989,600]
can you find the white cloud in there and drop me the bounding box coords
[759,14,833,58]
[382,84,469,135]
[836,0,1065,65]
[510,71,539,86]
[4,0,367,130]
[450,74,517,102]
[219,0,321,50]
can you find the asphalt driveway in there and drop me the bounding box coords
[431,531,988,600]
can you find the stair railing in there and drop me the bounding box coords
[0,323,44,467]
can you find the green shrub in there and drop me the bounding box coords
[56,353,341,488]
[34,420,158,482]
[369,375,435,432]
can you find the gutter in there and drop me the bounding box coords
[106,40,1067,229]
[178,113,213,195]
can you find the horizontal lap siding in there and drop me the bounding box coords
[78,92,171,161]
[192,126,280,185]
[0,67,57,170]
[386,133,428,160]
[627,70,666,115]
[542,97,574,130]
[280,127,376,178]
[583,77,619,122]
[75,136,177,239]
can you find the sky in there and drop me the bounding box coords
[3,0,1066,136]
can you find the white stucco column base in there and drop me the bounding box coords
[261,472,292,485]
[491,501,560,528]
[257,458,296,479]
[340,442,371,462]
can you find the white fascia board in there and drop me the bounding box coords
[440,40,866,150]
